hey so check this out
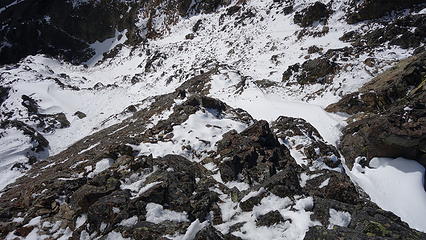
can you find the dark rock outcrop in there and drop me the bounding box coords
[0,87,10,106]
[271,116,342,169]
[340,104,426,168]
[307,198,426,240]
[294,2,330,27]
[282,57,338,84]
[256,210,286,227]
[0,0,231,65]
[342,14,426,50]
[347,0,426,24]
[19,95,71,133]
[327,51,426,168]
[0,120,49,153]
[0,0,139,64]
[216,120,298,185]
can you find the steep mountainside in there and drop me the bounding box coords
[0,0,425,239]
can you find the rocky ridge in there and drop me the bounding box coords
[0,0,425,239]
[327,50,426,169]
[1,71,425,239]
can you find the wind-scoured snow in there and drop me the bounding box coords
[0,128,33,191]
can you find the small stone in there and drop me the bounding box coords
[74,111,87,119]
[256,210,286,227]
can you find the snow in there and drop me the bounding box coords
[328,208,351,229]
[299,172,322,187]
[0,0,411,196]
[212,172,250,191]
[209,73,347,146]
[136,109,247,161]
[84,29,128,66]
[0,0,423,238]
[319,178,330,188]
[217,193,319,240]
[415,8,426,15]
[119,216,138,227]
[349,157,426,232]
[78,142,100,154]
[181,219,209,240]
[105,231,130,240]
[75,214,87,229]
[145,203,189,224]
[0,128,33,191]
[136,181,162,197]
[87,158,114,178]
[241,187,266,202]
[120,167,160,198]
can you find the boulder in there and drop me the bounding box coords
[302,170,360,205]
[282,57,338,84]
[194,226,226,240]
[74,111,87,119]
[0,87,10,105]
[271,116,342,169]
[217,120,296,184]
[260,169,302,198]
[256,210,286,227]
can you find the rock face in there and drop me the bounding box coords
[0,0,137,64]
[0,0,231,64]
[327,51,426,168]
[0,120,49,153]
[347,0,426,24]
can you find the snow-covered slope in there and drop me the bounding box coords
[0,0,425,239]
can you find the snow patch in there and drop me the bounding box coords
[328,208,351,229]
[349,157,426,232]
[87,158,114,178]
[146,203,189,224]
